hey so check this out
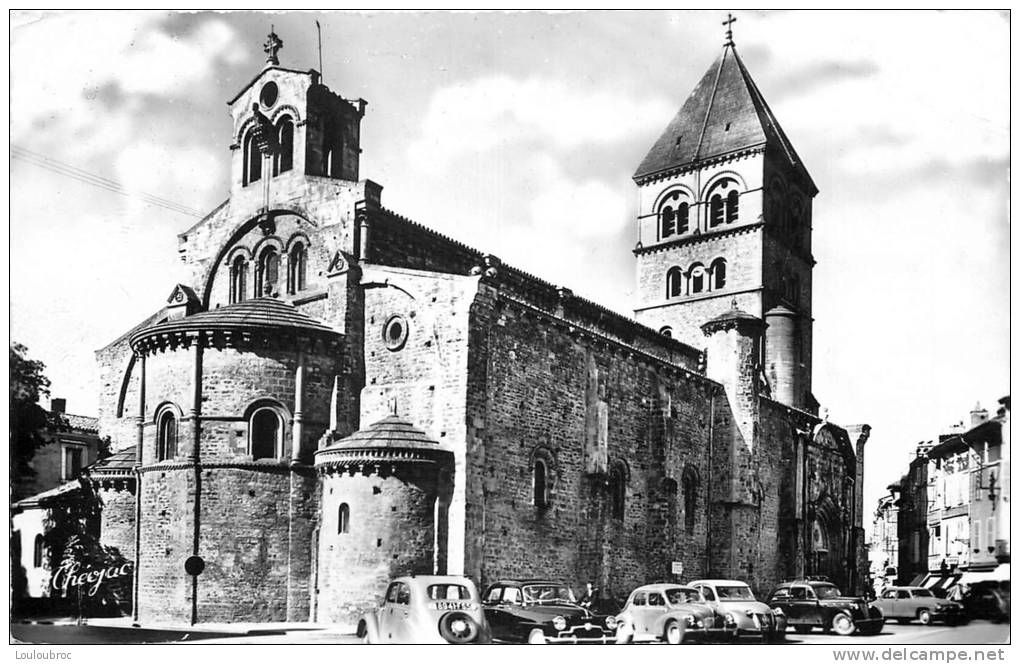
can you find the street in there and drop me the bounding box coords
[10,619,1008,646]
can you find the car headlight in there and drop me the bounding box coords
[686,615,696,626]
[605,615,617,630]
[745,609,754,617]
[724,613,737,625]
[772,607,785,617]
[552,615,566,631]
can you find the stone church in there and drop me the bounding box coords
[92,28,871,625]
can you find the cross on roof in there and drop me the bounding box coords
[264,27,283,65]
[722,13,737,46]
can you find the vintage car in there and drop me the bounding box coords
[872,586,966,625]
[614,583,737,644]
[481,579,617,644]
[767,579,884,636]
[358,575,491,644]
[952,583,1010,623]
[690,579,787,641]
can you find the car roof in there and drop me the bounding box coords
[488,579,566,587]
[630,583,696,592]
[690,579,750,586]
[885,586,924,591]
[392,575,476,585]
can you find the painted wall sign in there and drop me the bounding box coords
[51,560,133,597]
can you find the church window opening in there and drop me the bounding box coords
[666,267,683,298]
[534,459,550,509]
[726,190,739,223]
[711,258,727,290]
[383,314,409,351]
[660,206,676,238]
[250,408,282,460]
[609,462,627,520]
[157,409,178,461]
[338,503,350,534]
[274,117,294,176]
[33,535,45,568]
[659,326,673,338]
[257,247,280,297]
[288,242,306,294]
[710,194,724,227]
[230,255,249,304]
[682,466,699,532]
[689,265,706,294]
[677,202,690,234]
[243,130,262,186]
[259,82,279,109]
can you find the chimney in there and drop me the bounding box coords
[970,402,989,428]
[50,398,66,414]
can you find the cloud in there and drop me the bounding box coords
[771,59,879,98]
[407,75,674,172]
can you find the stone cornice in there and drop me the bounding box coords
[314,446,452,476]
[131,327,341,357]
[633,145,766,186]
[634,222,763,256]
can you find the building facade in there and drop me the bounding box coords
[91,29,871,625]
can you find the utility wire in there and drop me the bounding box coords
[11,145,205,218]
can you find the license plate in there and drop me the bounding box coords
[430,601,476,611]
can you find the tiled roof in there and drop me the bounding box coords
[12,480,82,510]
[84,446,137,477]
[49,412,99,434]
[633,44,813,190]
[328,414,442,451]
[130,297,339,345]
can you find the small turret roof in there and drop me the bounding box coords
[326,414,442,452]
[634,43,814,192]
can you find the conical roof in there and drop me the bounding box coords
[634,44,813,191]
[329,414,442,451]
[314,414,452,471]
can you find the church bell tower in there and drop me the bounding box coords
[632,17,818,413]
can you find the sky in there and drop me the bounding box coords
[9,10,1010,522]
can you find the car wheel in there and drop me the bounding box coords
[664,620,684,645]
[527,628,547,645]
[793,625,812,634]
[439,611,480,644]
[917,609,932,626]
[614,622,634,645]
[831,612,856,636]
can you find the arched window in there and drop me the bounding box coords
[609,462,627,521]
[230,255,248,304]
[659,326,673,338]
[274,116,294,176]
[156,409,177,461]
[256,247,280,297]
[243,130,262,186]
[677,202,690,234]
[666,267,684,298]
[711,258,727,290]
[250,407,282,460]
[33,534,44,568]
[689,265,706,294]
[338,503,350,534]
[682,466,699,532]
[288,242,306,294]
[710,194,724,227]
[660,206,676,238]
[726,190,739,223]
[534,458,549,509]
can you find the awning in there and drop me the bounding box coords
[959,563,1011,584]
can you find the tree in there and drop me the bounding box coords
[10,342,51,492]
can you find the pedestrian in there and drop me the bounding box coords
[579,582,598,609]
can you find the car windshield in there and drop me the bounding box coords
[523,584,575,604]
[665,588,702,605]
[813,584,841,599]
[716,585,755,601]
[428,584,471,600]
[912,589,934,598]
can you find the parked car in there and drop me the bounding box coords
[358,575,491,644]
[614,583,736,644]
[956,583,1010,623]
[690,579,787,641]
[767,579,883,636]
[872,586,966,625]
[481,579,617,643]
